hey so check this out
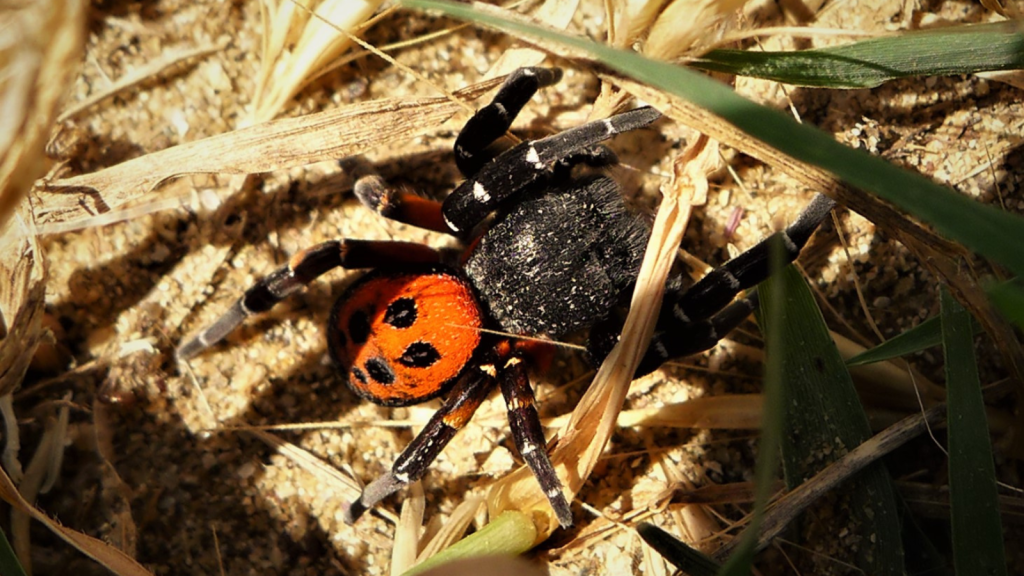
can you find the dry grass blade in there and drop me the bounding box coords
[392,482,425,576]
[712,404,947,560]
[41,77,504,228]
[0,0,85,230]
[56,42,227,124]
[542,394,763,430]
[414,497,484,564]
[254,0,385,121]
[487,135,713,538]
[0,460,153,576]
[243,429,362,501]
[0,213,45,398]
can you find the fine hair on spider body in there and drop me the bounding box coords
[177,67,837,529]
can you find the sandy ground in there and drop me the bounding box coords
[9,0,1023,574]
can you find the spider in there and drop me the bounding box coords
[177,67,837,528]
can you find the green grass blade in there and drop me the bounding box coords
[402,511,537,576]
[940,288,1007,576]
[693,21,1024,88]
[0,526,26,576]
[846,315,983,366]
[717,241,790,575]
[986,278,1024,330]
[402,0,1024,279]
[846,316,944,366]
[757,265,904,574]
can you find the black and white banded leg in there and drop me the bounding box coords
[442,105,661,234]
[639,193,837,374]
[495,343,573,527]
[176,240,444,360]
[343,361,498,524]
[454,67,563,178]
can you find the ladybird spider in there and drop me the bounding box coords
[177,67,837,528]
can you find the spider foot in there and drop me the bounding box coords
[344,472,407,525]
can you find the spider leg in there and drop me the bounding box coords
[669,193,835,323]
[344,364,497,524]
[176,239,444,359]
[635,291,760,377]
[442,106,662,233]
[495,343,573,527]
[349,67,567,234]
[353,175,450,234]
[454,67,563,178]
[587,193,836,376]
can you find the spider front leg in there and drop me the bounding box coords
[442,105,661,234]
[348,67,565,235]
[176,239,443,359]
[454,67,563,178]
[344,364,497,524]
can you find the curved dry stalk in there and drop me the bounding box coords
[487,135,717,539]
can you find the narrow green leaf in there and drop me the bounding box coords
[401,511,537,576]
[402,0,1024,279]
[846,315,982,366]
[847,316,944,366]
[693,21,1024,88]
[637,523,720,576]
[717,240,791,576]
[986,278,1024,330]
[940,288,1007,576]
[0,526,27,576]
[757,265,904,574]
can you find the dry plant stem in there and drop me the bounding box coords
[487,135,708,538]
[0,0,86,229]
[0,436,152,575]
[41,78,504,228]
[13,400,70,572]
[243,429,364,502]
[56,42,227,123]
[712,404,947,560]
[393,482,425,576]
[0,395,22,483]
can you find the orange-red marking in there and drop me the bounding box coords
[331,271,483,406]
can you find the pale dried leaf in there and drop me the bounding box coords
[41,78,502,228]
[645,0,749,60]
[0,0,86,229]
[0,211,46,398]
[0,447,152,575]
[415,497,484,564]
[544,394,764,430]
[483,0,581,78]
[254,0,385,121]
[393,481,425,576]
[487,136,715,539]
